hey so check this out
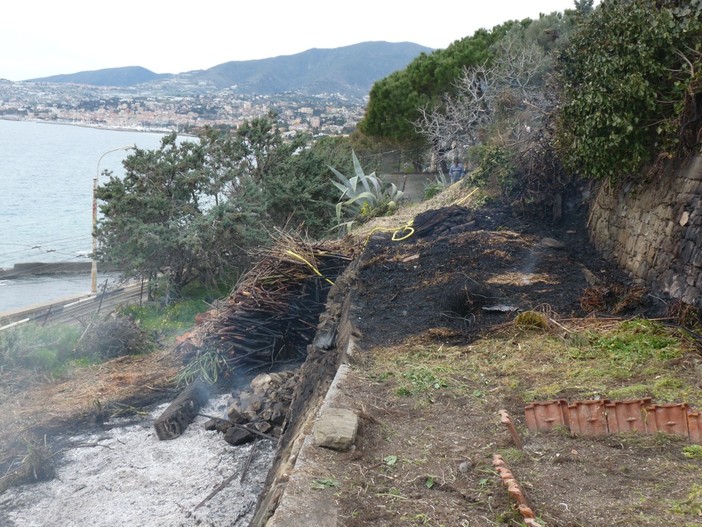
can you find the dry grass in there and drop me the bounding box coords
[325,317,702,526]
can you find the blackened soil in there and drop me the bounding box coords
[350,203,654,348]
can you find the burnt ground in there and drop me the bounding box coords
[3,188,702,527]
[351,203,627,348]
[298,198,702,527]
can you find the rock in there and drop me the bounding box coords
[680,210,690,226]
[224,426,255,446]
[251,373,273,393]
[215,420,232,433]
[203,418,218,431]
[458,460,473,473]
[254,421,273,434]
[226,405,247,424]
[313,408,359,451]
[540,237,565,249]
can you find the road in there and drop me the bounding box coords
[0,282,147,330]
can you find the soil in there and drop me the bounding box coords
[3,185,702,527]
[301,195,702,527]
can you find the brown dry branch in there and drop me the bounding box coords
[179,231,352,377]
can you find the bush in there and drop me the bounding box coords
[330,150,404,234]
[556,0,702,181]
[75,314,154,360]
[0,323,80,372]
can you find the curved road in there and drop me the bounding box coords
[0,282,147,330]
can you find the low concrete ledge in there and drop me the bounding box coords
[265,363,353,527]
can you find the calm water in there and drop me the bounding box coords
[0,120,168,313]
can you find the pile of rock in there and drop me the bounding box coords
[206,370,299,446]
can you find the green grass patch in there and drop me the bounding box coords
[682,445,702,460]
[121,297,209,336]
[371,345,470,400]
[670,484,702,516]
[371,318,699,410]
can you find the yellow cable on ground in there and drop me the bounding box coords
[284,250,335,286]
[363,219,415,247]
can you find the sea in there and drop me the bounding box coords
[0,119,171,314]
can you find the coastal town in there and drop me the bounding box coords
[0,77,367,135]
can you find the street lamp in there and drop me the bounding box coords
[91,145,135,294]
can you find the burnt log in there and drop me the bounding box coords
[154,381,209,440]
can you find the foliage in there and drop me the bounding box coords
[556,0,702,181]
[468,144,515,193]
[175,348,231,386]
[96,116,346,300]
[120,284,223,337]
[586,319,683,366]
[683,445,702,460]
[330,151,404,233]
[75,314,154,360]
[422,171,450,200]
[415,27,555,159]
[0,323,80,373]
[263,135,352,237]
[96,131,248,299]
[357,23,513,153]
[414,13,575,207]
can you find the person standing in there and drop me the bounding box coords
[448,159,465,183]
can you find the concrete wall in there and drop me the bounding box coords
[588,155,702,306]
[381,172,437,202]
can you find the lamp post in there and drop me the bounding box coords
[91,145,135,294]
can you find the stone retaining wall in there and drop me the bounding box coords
[588,155,702,307]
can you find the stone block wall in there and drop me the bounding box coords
[588,155,702,307]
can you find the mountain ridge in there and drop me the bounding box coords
[27,41,432,97]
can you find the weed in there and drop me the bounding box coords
[499,447,527,464]
[413,512,431,524]
[401,366,449,393]
[383,455,399,467]
[396,387,413,397]
[682,445,702,460]
[75,314,154,361]
[0,323,80,374]
[121,295,211,338]
[311,478,340,490]
[671,484,702,516]
[513,310,550,330]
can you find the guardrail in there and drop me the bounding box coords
[0,282,147,331]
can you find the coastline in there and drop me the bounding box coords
[0,115,188,136]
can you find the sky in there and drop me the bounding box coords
[2,0,586,81]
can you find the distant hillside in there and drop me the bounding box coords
[199,42,432,96]
[26,42,432,97]
[28,66,170,87]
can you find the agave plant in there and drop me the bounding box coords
[330,151,403,234]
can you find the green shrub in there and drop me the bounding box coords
[330,150,404,233]
[0,323,80,373]
[556,0,702,181]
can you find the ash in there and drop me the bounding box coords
[0,395,274,527]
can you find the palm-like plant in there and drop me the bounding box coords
[330,151,403,234]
